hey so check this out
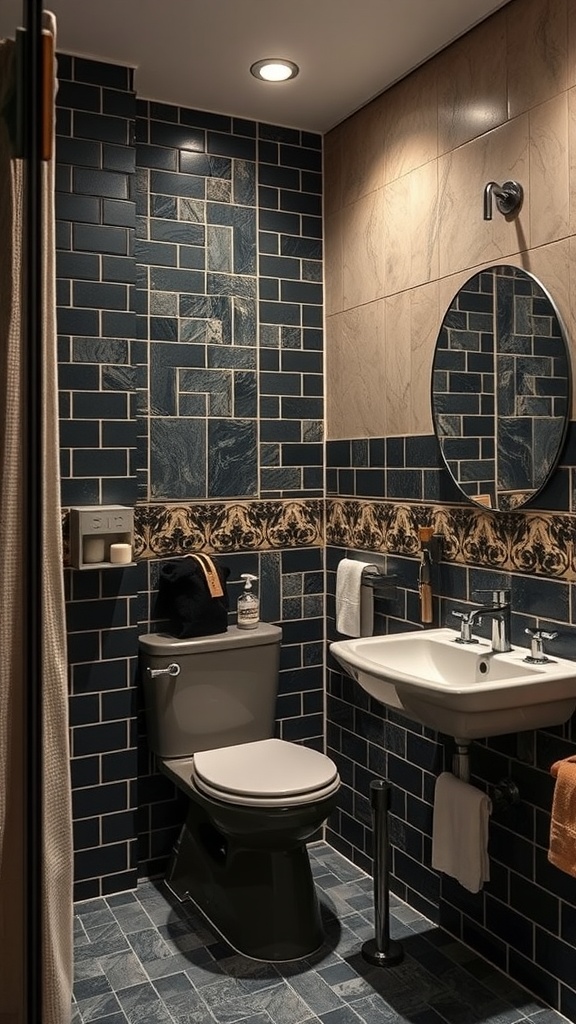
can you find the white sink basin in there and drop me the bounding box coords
[330,628,576,739]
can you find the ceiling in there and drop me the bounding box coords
[1,0,510,133]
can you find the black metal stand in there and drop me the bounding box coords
[362,780,404,967]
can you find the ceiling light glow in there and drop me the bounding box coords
[250,58,299,83]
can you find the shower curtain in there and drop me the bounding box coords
[0,16,73,1022]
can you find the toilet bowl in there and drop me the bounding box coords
[139,624,340,961]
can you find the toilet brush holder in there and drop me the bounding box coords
[362,779,404,967]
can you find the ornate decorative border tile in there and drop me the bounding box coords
[134,500,324,559]
[63,497,575,579]
[326,499,576,580]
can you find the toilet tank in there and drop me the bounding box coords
[139,623,282,759]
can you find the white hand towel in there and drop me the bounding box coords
[432,772,492,893]
[336,558,378,637]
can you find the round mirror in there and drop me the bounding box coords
[431,265,571,511]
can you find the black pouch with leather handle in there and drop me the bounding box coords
[155,553,230,638]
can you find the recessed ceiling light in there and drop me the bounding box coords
[250,58,299,83]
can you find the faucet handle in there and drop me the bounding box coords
[451,610,479,644]
[472,588,510,606]
[524,628,558,664]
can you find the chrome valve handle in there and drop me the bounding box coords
[524,629,558,664]
[451,610,479,644]
[147,663,180,678]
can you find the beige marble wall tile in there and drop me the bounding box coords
[383,161,439,295]
[507,0,568,118]
[568,87,576,233]
[438,114,530,278]
[384,59,438,185]
[411,281,440,435]
[568,0,576,87]
[339,95,387,208]
[324,125,343,216]
[341,190,386,309]
[530,93,570,247]
[381,175,411,296]
[325,0,576,451]
[437,10,507,156]
[568,235,576,413]
[384,292,412,435]
[409,160,439,289]
[325,303,387,439]
[324,209,343,317]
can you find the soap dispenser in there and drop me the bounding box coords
[237,573,260,629]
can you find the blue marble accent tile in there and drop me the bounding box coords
[233,159,257,206]
[208,345,256,370]
[208,419,257,497]
[150,340,207,415]
[180,368,232,416]
[207,224,232,273]
[150,194,178,219]
[234,371,257,417]
[150,418,207,499]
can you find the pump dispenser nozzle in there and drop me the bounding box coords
[237,574,260,629]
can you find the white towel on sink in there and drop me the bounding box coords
[432,772,492,893]
[336,558,378,637]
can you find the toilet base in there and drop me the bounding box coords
[165,797,326,961]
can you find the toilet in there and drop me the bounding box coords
[138,622,340,961]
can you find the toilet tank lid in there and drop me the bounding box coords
[138,622,282,655]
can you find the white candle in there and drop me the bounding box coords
[83,536,106,563]
[109,542,132,564]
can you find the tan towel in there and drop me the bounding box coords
[548,755,576,877]
[432,772,492,893]
[335,558,378,637]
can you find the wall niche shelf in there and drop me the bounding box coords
[70,505,135,570]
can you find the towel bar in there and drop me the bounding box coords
[361,570,397,594]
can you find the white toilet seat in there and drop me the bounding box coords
[190,738,340,808]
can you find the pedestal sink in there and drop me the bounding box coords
[330,628,576,739]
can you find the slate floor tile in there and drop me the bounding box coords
[72,843,567,1024]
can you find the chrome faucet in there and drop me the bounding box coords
[453,589,512,653]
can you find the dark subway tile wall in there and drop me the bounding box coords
[325,428,576,1015]
[56,55,138,511]
[135,100,323,502]
[57,56,139,900]
[57,55,326,898]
